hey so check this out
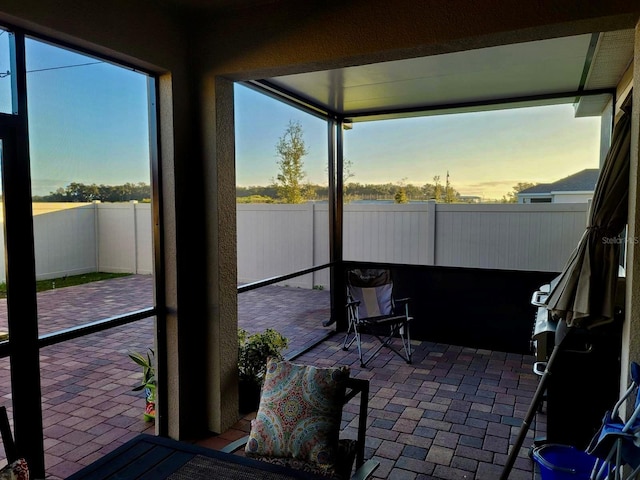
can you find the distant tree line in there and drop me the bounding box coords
[237,181,463,203]
[238,180,542,204]
[33,182,151,203]
[29,179,534,204]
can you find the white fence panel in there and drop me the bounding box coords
[237,204,315,288]
[134,203,153,274]
[237,202,588,288]
[97,203,138,274]
[33,204,97,280]
[434,203,588,271]
[343,204,433,265]
[0,201,592,286]
[0,202,152,283]
[312,204,330,289]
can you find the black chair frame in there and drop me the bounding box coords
[343,269,412,368]
[223,377,378,480]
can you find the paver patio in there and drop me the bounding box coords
[0,275,545,479]
[205,338,544,480]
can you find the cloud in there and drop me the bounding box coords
[456,180,518,196]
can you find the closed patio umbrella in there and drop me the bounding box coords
[545,92,632,328]
[500,91,632,480]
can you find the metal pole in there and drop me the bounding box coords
[327,119,346,329]
[4,29,45,478]
[499,326,571,480]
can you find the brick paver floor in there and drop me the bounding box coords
[0,275,545,479]
[202,335,545,480]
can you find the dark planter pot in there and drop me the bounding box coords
[238,379,262,414]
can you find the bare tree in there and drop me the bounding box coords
[433,175,442,202]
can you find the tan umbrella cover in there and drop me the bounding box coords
[545,93,632,329]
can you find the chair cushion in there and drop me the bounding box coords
[249,439,358,480]
[0,459,29,480]
[351,284,393,317]
[245,359,349,473]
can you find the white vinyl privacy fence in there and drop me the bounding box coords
[0,201,589,287]
[238,202,590,288]
[0,202,152,283]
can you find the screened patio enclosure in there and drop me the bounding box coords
[237,28,632,345]
[231,28,635,462]
[0,3,638,478]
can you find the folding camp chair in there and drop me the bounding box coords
[587,361,640,479]
[342,269,412,368]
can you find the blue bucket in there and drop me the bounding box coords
[532,444,598,480]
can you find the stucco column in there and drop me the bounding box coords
[202,75,239,433]
[621,19,640,398]
[158,72,179,438]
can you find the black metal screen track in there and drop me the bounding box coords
[237,263,334,294]
[243,80,337,121]
[0,308,157,357]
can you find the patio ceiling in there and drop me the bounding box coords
[252,28,635,122]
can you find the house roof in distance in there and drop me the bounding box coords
[520,168,599,194]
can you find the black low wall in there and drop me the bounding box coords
[343,262,559,355]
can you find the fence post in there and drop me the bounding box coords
[426,200,436,265]
[93,200,101,271]
[131,201,139,274]
[311,203,316,289]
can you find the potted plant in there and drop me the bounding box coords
[129,348,156,422]
[238,328,288,414]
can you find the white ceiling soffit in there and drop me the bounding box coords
[261,31,631,122]
[574,29,635,117]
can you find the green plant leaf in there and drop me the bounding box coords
[237,328,288,386]
[129,348,156,392]
[129,352,148,366]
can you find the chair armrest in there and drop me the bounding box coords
[220,435,249,453]
[394,297,410,304]
[351,459,380,480]
[222,434,379,480]
[346,300,361,308]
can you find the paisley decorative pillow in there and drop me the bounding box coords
[245,359,349,470]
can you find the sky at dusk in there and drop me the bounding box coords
[0,32,151,197]
[235,84,601,200]
[1,28,602,201]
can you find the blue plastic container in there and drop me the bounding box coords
[532,444,598,480]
